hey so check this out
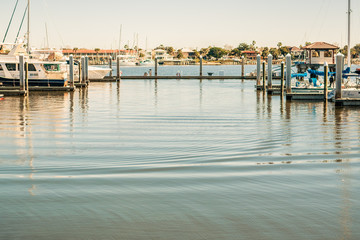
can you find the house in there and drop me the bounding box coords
[241,50,258,60]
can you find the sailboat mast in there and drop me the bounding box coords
[347,0,351,68]
[27,0,30,54]
[119,24,122,55]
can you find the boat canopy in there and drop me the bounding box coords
[307,67,350,77]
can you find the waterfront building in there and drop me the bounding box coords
[302,42,339,65]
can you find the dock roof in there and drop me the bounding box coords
[302,42,339,50]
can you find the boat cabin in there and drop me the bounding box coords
[303,42,339,65]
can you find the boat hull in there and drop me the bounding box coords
[0,77,67,87]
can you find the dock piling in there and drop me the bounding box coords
[285,54,292,94]
[262,61,266,91]
[85,56,89,83]
[69,55,74,87]
[81,56,85,84]
[256,54,261,86]
[335,53,344,100]
[109,56,112,77]
[324,62,328,101]
[25,62,29,93]
[116,56,120,80]
[19,55,24,91]
[155,58,158,77]
[267,54,273,89]
[200,56,203,77]
[280,62,284,96]
[241,56,245,81]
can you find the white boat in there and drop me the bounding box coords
[137,59,154,66]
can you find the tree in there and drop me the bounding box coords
[199,47,210,57]
[238,43,250,51]
[305,42,312,46]
[207,47,227,60]
[277,42,282,49]
[251,40,256,51]
[279,46,290,56]
[230,48,241,57]
[166,46,174,55]
[269,48,280,59]
[193,49,200,59]
[261,47,269,59]
[176,49,183,59]
[124,44,129,50]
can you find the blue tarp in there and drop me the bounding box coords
[307,67,350,77]
[291,73,307,78]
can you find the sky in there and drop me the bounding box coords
[1,0,360,50]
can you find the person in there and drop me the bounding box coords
[148,69,152,76]
[329,76,334,87]
[144,72,148,76]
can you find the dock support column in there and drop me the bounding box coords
[256,54,261,86]
[109,56,113,78]
[267,54,273,89]
[324,62,328,101]
[116,56,120,81]
[286,54,292,94]
[335,53,344,100]
[25,62,29,94]
[81,56,85,84]
[241,56,245,81]
[280,62,284,96]
[155,58,158,77]
[69,55,74,87]
[19,55,24,90]
[262,61,266,90]
[85,56,89,83]
[200,56,203,77]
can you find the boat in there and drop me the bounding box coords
[136,59,154,66]
[0,94,4,100]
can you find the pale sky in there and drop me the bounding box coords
[1,0,360,50]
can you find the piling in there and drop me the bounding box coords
[280,62,284,96]
[78,60,82,83]
[116,56,120,80]
[109,57,113,77]
[335,53,344,100]
[285,54,292,94]
[25,62,29,94]
[267,54,273,89]
[262,61,266,90]
[241,56,245,79]
[324,62,328,101]
[69,55,74,87]
[200,56,203,77]
[19,55,24,91]
[256,54,261,86]
[155,58,158,77]
[85,56,89,82]
[81,57,85,83]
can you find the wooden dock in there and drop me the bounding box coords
[286,91,324,101]
[90,76,283,81]
[335,98,360,106]
[0,86,75,96]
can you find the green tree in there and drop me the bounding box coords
[230,48,241,57]
[176,49,183,59]
[237,43,250,51]
[207,47,227,60]
[166,46,174,55]
[261,47,269,59]
[269,48,280,59]
[193,49,200,59]
[277,42,282,49]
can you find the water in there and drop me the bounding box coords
[0,65,360,240]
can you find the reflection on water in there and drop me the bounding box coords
[0,75,359,239]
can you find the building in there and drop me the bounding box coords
[302,42,339,65]
[241,51,258,60]
[62,49,137,64]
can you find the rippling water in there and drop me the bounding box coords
[0,66,359,239]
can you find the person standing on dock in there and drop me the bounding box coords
[148,69,152,76]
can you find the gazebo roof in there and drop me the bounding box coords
[303,42,339,50]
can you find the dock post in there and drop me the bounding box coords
[19,55,24,90]
[109,56,112,77]
[285,54,292,94]
[324,62,328,101]
[256,54,261,86]
[25,62,29,94]
[280,62,284,95]
[81,56,85,84]
[241,56,245,81]
[200,56,203,77]
[335,53,344,100]
[155,58,158,77]
[267,54,273,89]
[69,55,74,87]
[262,61,266,90]
[116,55,120,81]
[85,56,89,83]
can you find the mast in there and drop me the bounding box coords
[118,24,122,55]
[45,23,49,49]
[347,0,351,68]
[27,0,30,54]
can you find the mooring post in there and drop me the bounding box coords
[335,53,344,100]
[200,56,203,77]
[241,56,245,80]
[116,55,120,80]
[69,55,74,87]
[324,62,328,101]
[262,61,266,90]
[85,56,89,83]
[109,56,113,77]
[25,62,29,94]
[155,58,158,77]
[81,57,85,83]
[286,54,292,94]
[280,62,284,95]
[19,55,24,90]
[267,54,273,89]
[256,54,261,86]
